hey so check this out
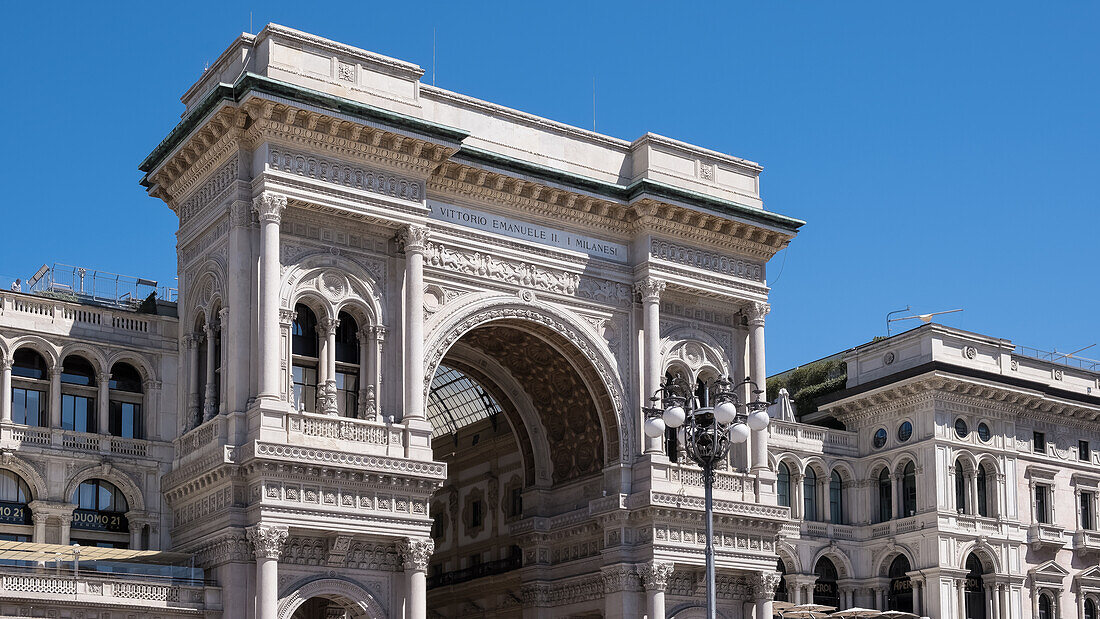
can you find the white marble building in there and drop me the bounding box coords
[771,323,1100,619]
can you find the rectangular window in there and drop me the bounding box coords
[1081,440,1091,462]
[1035,485,1050,524]
[292,365,317,412]
[61,394,95,433]
[1034,431,1046,453]
[1082,491,1095,530]
[510,487,523,518]
[471,500,483,528]
[11,388,45,427]
[335,371,358,417]
[109,401,143,439]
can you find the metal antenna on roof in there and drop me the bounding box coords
[250,12,253,34]
[593,77,596,131]
[885,305,910,337]
[889,308,964,334]
[432,28,436,87]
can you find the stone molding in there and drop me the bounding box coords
[601,564,643,593]
[396,537,433,572]
[247,523,289,560]
[252,192,288,224]
[641,560,676,591]
[177,154,239,225]
[425,241,580,297]
[268,147,423,204]
[634,277,666,302]
[651,238,763,282]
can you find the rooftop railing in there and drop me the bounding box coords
[1013,345,1100,372]
[21,263,176,307]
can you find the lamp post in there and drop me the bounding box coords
[643,375,771,619]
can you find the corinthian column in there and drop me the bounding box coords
[252,192,287,403]
[751,571,781,619]
[399,225,429,422]
[747,302,770,472]
[641,560,674,619]
[398,537,434,619]
[319,317,339,415]
[203,319,218,422]
[184,334,201,430]
[247,524,288,619]
[636,278,666,456]
[0,357,12,424]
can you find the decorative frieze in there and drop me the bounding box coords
[650,239,763,282]
[423,241,580,296]
[178,154,239,225]
[269,148,423,203]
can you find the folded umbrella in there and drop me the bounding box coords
[830,609,882,618]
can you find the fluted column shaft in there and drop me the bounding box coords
[748,302,770,471]
[637,278,665,455]
[400,226,429,421]
[253,193,286,401]
[0,358,11,424]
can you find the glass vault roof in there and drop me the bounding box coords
[427,364,503,439]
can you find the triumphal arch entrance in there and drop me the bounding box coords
[142,23,802,619]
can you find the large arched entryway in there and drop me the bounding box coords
[423,314,623,616]
[813,557,840,609]
[887,555,913,612]
[964,553,988,619]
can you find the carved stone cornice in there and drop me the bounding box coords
[641,560,675,591]
[246,524,289,560]
[398,224,430,254]
[151,107,244,203]
[252,192,287,224]
[634,278,666,303]
[397,537,434,572]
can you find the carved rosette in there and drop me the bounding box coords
[640,560,675,591]
[246,524,289,560]
[397,537,434,572]
[749,570,782,599]
[746,301,771,325]
[634,278,666,303]
[252,192,288,225]
[398,224,430,254]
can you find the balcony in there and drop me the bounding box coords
[1073,529,1100,556]
[769,420,858,457]
[1,424,159,460]
[1028,523,1066,550]
[802,521,855,541]
[0,290,170,337]
[427,552,522,589]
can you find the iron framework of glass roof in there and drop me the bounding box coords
[427,364,503,439]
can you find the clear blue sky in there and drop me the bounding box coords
[1,1,1096,373]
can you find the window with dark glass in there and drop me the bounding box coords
[774,558,788,602]
[955,418,969,438]
[964,553,986,619]
[829,470,843,524]
[1038,593,1053,619]
[1082,491,1095,530]
[60,356,97,433]
[1085,598,1097,619]
[878,468,892,523]
[292,304,319,412]
[1081,440,1091,462]
[11,349,47,427]
[1034,431,1046,453]
[470,499,483,528]
[902,462,917,517]
[510,487,523,518]
[108,363,143,439]
[71,479,129,544]
[334,312,359,418]
[977,466,989,517]
[0,470,32,527]
[977,422,992,442]
[777,463,791,508]
[873,428,888,449]
[897,421,912,442]
[887,554,913,612]
[803,468,818,521]
[955,462,968,514]
[812,558,840,609]
[1035,485,1050,524]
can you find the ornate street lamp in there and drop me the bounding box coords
[643,375,771,619]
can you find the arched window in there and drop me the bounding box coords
[1085,598,1096,619]
[1038,593,1053,619]
[829,470,843,524]
[976,464,989,517]
[955,459,968,514]
[878,468,892,523]
[777,463,791,508]
[108,363,143,439]
[902,461,917,517]
[334,312,359,418]
[0,470,33,540]
[11,349,48,427]
[964,553,986,619]
[71,479,130,548]
[813,557,840,609]
[292,304,319,412]
[60,355,97,433]
[803,468,818,521]
[887,554,913,612]
[774,558,788,602]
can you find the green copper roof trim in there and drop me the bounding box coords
[139,72,469,182]
[453,146,805,232]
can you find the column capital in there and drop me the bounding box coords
[278,308,297,326]
[48,365,63,378]
[0,358,12,371]
[640,560,675,591]
[750,571,782,599]
[97,374,112,388]
[746,301,771,325]
[318,317,339,336]
[398,224,430,254]
[246,524,289,560]
[252,192,287,224]
[634,277,666,302]
[397,537,434,572]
